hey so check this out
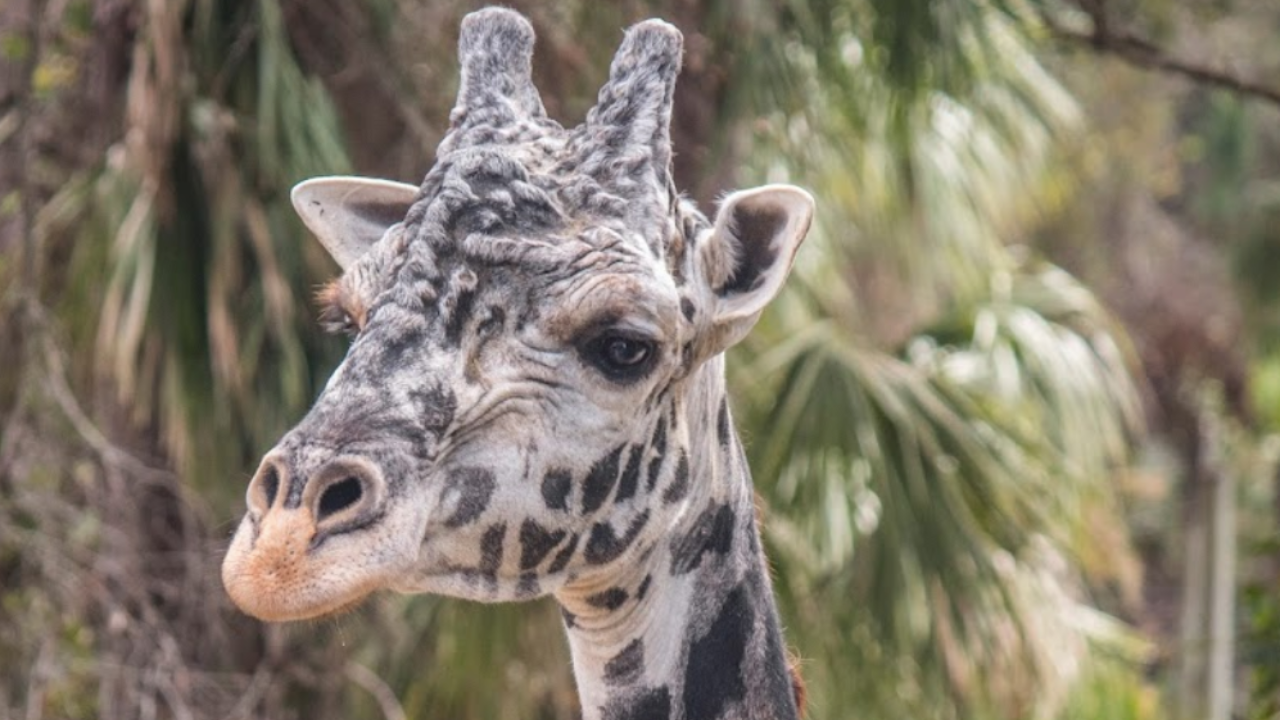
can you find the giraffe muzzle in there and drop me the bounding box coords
[222,454,398,621]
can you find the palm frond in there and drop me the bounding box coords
[739,4,1079,321]
[725,2,1146,716]
[731,258,1142,716]
[84,0,353,495]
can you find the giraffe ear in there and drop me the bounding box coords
[291,177,419,270]
[699,185,815,354]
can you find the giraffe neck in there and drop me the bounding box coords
[555,357,800,720]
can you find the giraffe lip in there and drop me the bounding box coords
[223,559,382,622]
[243,588,376,622]
[221,510,405,622]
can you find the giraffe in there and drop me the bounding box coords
[221,8,814,719]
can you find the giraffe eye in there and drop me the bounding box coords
[583,333,659,383]
[315,280,366,338]
[603,337,650,366]
[321,311,360,337]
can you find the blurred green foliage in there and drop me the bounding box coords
[3,0,1280,719]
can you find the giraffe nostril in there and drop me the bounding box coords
[248,463,284,515]
[262,467,280,508]
[318,477,363,521]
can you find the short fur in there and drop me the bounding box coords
[223,9,814,720]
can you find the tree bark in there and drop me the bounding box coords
[1178,465,1210,720]
[1205,408,1235,720]
[1177,403,1236,720]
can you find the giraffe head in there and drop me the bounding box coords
[221,8,812,622]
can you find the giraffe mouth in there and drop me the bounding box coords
[221,506,401,622]
[390,568,529,602]
[388,547,558,603]
[226,577,379,622]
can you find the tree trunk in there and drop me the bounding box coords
[1205,408,1235,720]
[1178,466,1210,720]
[1177,403,1236,720]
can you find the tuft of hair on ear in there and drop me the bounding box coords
[787,650,809,717]
[315,279,363,336]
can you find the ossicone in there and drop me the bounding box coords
[445,8,546,141]
[580,19,684,178]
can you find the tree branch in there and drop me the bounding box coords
[1039,2,1280,109]
[345,662,407,720]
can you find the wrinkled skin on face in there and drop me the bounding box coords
[221,9,812,623]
